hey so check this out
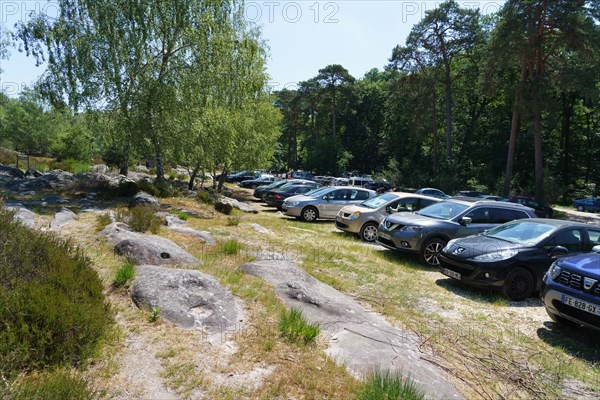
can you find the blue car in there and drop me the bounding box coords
[573,197,600,213]
[542,245,600,331]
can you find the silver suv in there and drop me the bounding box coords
[282,186,376,222]
[336,192,441,241]
[376,198,537,266]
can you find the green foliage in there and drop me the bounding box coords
[5,369,98,400]
[95,213,112,232]
[197,188,219,205]
[114,263,135,288]
[149,307,161,323]
[0,208,113,381]
[219,239,243,255]
[137,180,160,197]
[226,215,241,226]
[50,158,90,173]
[169,210,189,221]
[359,369,425,400]
[278,307,320,345]
[127,205,161,234]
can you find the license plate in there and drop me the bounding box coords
[441,268,461,280]
[378,232,391,240]
[561,294,600,316]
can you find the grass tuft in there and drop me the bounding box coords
[114,262,135,288]
[219,239,243,255]
[279,307,320,345]
[359,369,425,400]
[5,369,98,400]
[95,213,112,232]
[226,214,241,226]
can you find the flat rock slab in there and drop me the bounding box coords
[50,208,78,229]
[240,223,273,235]
[131,265,239,330]
[168,225,216,246]
[129,192,160,208]
[100,223,201,266]
[239,260,463,400]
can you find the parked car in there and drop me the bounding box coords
[573,197,600,213]
[508,196,553,218]
[332,178,349,186]
[542,245,600,330]
[454,190,487,198]
[239,175,278,189]
[263,184,320,209]
[415,188,449,199]
[227,171,261,183]
[349,177,374,187]
[290,170,315,181]
[253,179,315,199]
[282,186,377,222]
[364,181,393,192]
[438,219,599,300]
[376,198,537,267]
[335,192,441,241]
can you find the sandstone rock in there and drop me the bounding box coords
[215,197,258,214]
[5,204,36,228]
[167,225,216,246]
[131,265,239,330]
[0,164,25,179]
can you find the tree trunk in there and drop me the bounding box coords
[188,161,201,190]
[503,60,527,197]
[431,91,439,177]
[560,93,575,186]
[217,168,227,191]
[154,143,166,188]
[533,98,544,202]
[119,147,129,176]
[444,60,452,161]
[332,88,337,140]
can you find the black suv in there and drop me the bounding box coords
[376,198,538,266]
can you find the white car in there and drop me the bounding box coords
[282,186,377,222]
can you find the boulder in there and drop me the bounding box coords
[241,223,273,235]
[127,171,152,181]
[167,225,216,246]
[43,169,77,189]
[50,208,78,229]
[0,164,25,179]
[41,194,69,204]
[129,192,160,208]
[100,223,200,266]
[131,265,239,330]
[215,197,258,214]
[5,204,36,228]
[25,168,44,178]
[89,164,109,174]
[74,172,112,190]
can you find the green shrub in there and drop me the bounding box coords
[168,171,177,180]
[359,369,425,400]
[95,213,112,232]
[0,209,113,381]
[226,214,241,226]
[278,307,320,345]
[5,369,98,400]
[127,205,162,234]
[137,180,160,197]
[176,173,188,181]
[219,239,243,255]
[149,307,161,323]
[196,188,219,205]
[50,158,90,174]
[114,263,135,288]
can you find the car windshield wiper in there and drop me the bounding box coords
[485,235,516,244]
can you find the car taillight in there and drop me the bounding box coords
[274,194,282,199]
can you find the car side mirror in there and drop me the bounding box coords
[592,245,600,254]
[459,217,472,226]
[550,246,569,257]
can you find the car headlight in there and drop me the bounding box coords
[400,225,423,232]
[470,248,518,262]
[285,201,299,207]
[446,239,458,248]
[349,211,361,220]
[548,262,562,280]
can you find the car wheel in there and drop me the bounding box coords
[360,222,379,242]
[546,310,578,328]
[301,207,318,222]
[420,238,447,267]
[502,267,534,301]
[577,205,585,212]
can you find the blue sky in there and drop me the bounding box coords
[0,1,506,97]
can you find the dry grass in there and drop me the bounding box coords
[48,188,599,399]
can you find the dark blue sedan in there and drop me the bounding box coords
[542,245,600,331]
[573,197,600,213]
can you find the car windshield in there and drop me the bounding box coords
[416,201,469,220]
[484,221,555,244]
[305,187,331,197]
[361,193,398,209]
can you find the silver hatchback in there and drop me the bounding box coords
[282,186,376,222]
[335,192,441,241]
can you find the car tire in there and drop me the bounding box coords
[577,205,585,212]
[420,238,447,267]
[502,267,534,301]
[301,206,318,222]
[546,310,578,328]
[360,222,379,242]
